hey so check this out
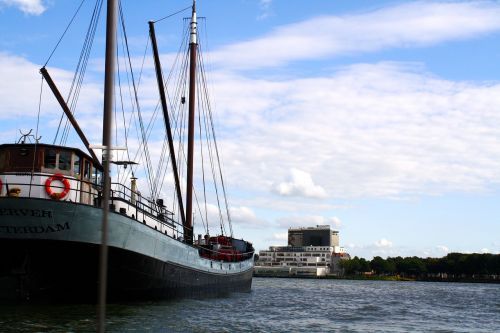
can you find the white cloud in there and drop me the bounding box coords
[257,0,272,20]
[0,0,46,15]
[436,245,450,254]
[268,232,287,242]
[345,239,398,259]
[344,242,500,259]
[0,53,104,144]
[374,238,393,248]
[277,215,341,229]
[214,62,500,201]
[229,205,268,227]
[211,1,500,70]
[275,168,327,198]
[4,55,500,207]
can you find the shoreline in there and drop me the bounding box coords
[253,274,500,284]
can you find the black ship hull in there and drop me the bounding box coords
[0,198,253,302]
[0,239,253,302]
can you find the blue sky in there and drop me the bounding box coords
[1,0,499,258]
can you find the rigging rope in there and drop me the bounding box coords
[44,0,87,67]
[197,49,229,237]
[198,90,209,235]
[29,76,45,197]
[54,0,103,145]
[154,21,190,201]
[118,1,156,196]
[116,39,151,186]
[152,5,192,24]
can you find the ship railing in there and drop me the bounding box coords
[108,182,186,237]
[196,243,255,263]
[0,171,101,200]
[0,171,186,239]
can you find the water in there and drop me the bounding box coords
[0,278,498,332]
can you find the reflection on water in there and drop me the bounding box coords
[0,278,498,332]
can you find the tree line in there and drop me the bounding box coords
[340,253,500,280]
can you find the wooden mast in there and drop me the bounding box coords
[148,21,186,227]
[185,0,197,245]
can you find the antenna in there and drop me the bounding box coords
[17,129,42,144]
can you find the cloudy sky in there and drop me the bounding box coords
[1,0,499,258]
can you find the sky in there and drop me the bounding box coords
[0,0,499,259]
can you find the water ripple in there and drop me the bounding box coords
[0,278,499,332]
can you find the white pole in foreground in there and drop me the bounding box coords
[98,0,117,331]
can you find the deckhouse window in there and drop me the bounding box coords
[59,151,71,171]
[0,150,9,171]
[83,160,91,179]
[93,168,102,185]
[73,155,81,175]
[45,149,57,169]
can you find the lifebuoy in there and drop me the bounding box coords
[45,173,70,200]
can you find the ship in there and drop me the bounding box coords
[0,0,254,302]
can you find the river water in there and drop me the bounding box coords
[0,277,498,332]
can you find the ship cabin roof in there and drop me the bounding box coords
[0,143,102,181]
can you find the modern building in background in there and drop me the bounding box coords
[288,225,340,248]
[254,225,349,277]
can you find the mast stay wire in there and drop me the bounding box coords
[152,5,192,24]
[120,3,192,196]
[54,0,103,145]
[202,18,234,238]
[149,19,211,234]
[154,21,190,201]
[197,63,225,236]
[59,0,104,146]
[198,24,233,237]
[118,29,152,174]
[102,7,229,236]
[116,3,191,203]
[115,29,127,181]
[44,0,87,67]
[197,81,209,235]
[60,0,104,145]
[29,76,44,196]
[117,1,157,197]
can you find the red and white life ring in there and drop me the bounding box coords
[45,173,70,200]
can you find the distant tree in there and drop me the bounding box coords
[359,257,371,272]
[340,256,371,275]
[487,254,500,275]
[340,253,500,279]
[405,257,426,277]
[370,256,394,275]
[426,257,443,275]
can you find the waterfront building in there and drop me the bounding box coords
[254,225,349,277]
